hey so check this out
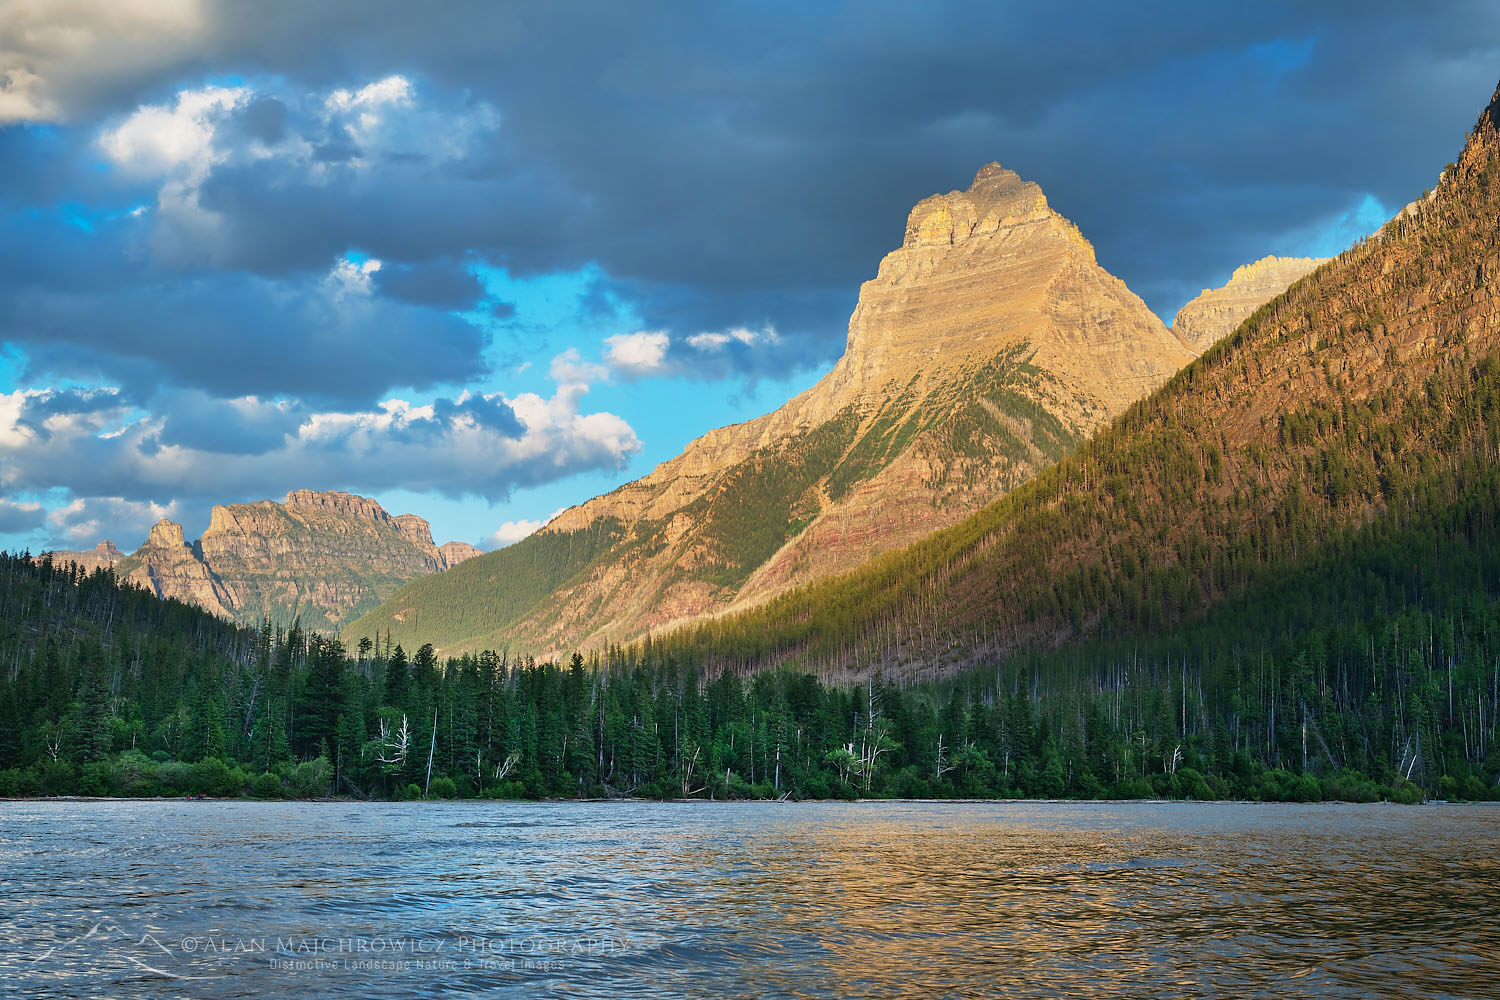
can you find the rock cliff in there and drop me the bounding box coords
[438,541,482,569]
[113,490,476,628]
[349,164,1200,657]
[1172,255,1328,352]
[119,519,238,619]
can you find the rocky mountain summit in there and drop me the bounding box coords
[106,490,475,628]
[1172,255,1328,352]
[350,164,1203,656]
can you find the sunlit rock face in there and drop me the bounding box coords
[350,165,1198,658]
[121,518,238,620]
[1173,256,1328,353]
[114,491,473,628]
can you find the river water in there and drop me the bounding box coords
[1,800,1494,998]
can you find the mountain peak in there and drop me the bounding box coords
[349,162,1201,657]
[393,513,434,547]
[903,163,1050,248]
[145,519,186,549]
[1227,255,1324,286]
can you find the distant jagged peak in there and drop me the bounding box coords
[145,519,186,549]
[35,539,124,572]
[1173,254,1328,354]
[1224,255,1328,288]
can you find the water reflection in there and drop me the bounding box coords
[1,801,1495,998]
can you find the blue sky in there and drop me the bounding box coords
[1,1,1496,554]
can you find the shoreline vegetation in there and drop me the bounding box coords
[3,552,1497,808]
[6,794,1487,805]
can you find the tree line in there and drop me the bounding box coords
[2,551,1494,803]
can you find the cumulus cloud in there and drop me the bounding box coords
[0,379,641,525]
[549,348,610,386]
[99,83,245,176]
[687,324,780,353]
[485,507,567,550]
[603,331,671,378]
[45,496,181,546]
[590,325,788,382]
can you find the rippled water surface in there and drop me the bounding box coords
[2,800,1496,998]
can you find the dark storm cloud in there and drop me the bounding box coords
[176,3,1500,346]
[0,210,488,407]
[372,261,486,310]
[231,96,289,144]
[6,0,1500,386]
[0,501,46,535]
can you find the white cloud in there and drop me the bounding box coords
[99,84,246,176]
[604,330,671,377]
[327,255,383,298]
[548,347,609,386]
[327,74,413,112]
[0,382,641,545]
[92,74,499,268]
[47,496,179,545]
[485,507,567,549]
[687,324,780,351]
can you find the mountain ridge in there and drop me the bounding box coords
[52,489,482,629]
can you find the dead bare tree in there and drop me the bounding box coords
[374,714,411,769]
[493,751,521,782]
[679,745,706,799]
[934,733,956,780]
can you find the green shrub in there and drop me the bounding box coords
[1390,779,1423,804]
[250,772,283,798]
[285,757,333,798]
[156,761,194,795]
[191,757,239,797]
[480,780,529,800]
[111,751,159,796]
